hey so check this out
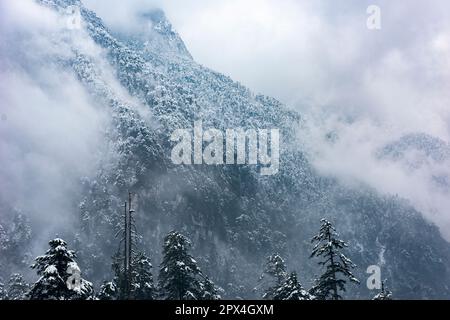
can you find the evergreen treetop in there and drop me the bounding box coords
[260,253,288,299]
[273,272,313,300]
[373,280,392,300]
[28,238,93,300]
[7,273,29,300]
[310,219,359,300]
[159,231,212,300]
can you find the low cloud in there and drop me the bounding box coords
[0,1,108,248]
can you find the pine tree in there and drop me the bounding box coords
[310,219,359,300]
[200,276,221,300]
[158,231,203,300]
[373,280,392,300]
[28,238,93,300]
[131,252,156,299]
[0,224,8,251]
[98,281,118,300]
[9,214,32,251]
[7,273,29,300]
[0,213,32,279]
[100,194,157,300]
[272,272,313,300]
[105,249,156,300]
[110,251,129,299]
[260,253,288,299]
[0,278,7,300]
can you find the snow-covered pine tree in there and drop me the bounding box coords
[108,251,126,299]
[0,224,9,252]
[28,238,93,300]
[7,273,29,300]
[200,276,221,300]
[158,231,203,300]
[0,213,33,283]
[131,252,156,299]
[310,219,359,300]
[98,281,118,300]
[260,253,288,299]
[272,272,313,300]
[9,213,32,253]
[0,278,6,300]
[373,280,392,300]
[103,250,156,300]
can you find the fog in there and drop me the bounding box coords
[0,1,109,253]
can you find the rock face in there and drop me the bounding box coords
[1,0,450,299]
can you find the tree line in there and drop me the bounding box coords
[0,219,392,300]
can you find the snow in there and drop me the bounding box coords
[44,265,58,275]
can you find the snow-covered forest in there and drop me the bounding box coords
[0,217,391,300]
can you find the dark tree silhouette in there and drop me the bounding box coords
[310,219,359,300]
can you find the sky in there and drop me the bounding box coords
[82,0,450,235]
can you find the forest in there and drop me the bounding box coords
[0,212,391,301]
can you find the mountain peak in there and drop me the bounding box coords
[139,9,192,60]
[38,0,81,9]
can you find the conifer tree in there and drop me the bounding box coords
[102,194,157,300]
[110,251,129,299]
[0,224,7,251]
[158,231,204,300]
[373,280,392,300]
[310,219,359,300]
[105,249,160,300]
[131,252,156,299]
[98,281,118,300]
[260,253,288,299]
[7,273,29,300]
[272,272,313,300]
[200,276,221,300]
[28,238,93,300]
[0,278,6,300]
[9,214,32,252]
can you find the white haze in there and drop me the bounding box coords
[0,0,157,257]
[0,0,110,254]
[84,0,450,238]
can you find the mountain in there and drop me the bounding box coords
[380,132,450,193]
[1,0,450,299]
[380,133,450,167]
[122,9,193,60]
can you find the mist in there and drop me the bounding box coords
[0,1,109,253]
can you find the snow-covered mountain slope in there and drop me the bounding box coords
[380,133,450,168]
[380,133,450,188]
[2,0,450,299]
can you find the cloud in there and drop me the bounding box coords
[0,1,109,249]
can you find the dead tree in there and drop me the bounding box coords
[115,192,138,299]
